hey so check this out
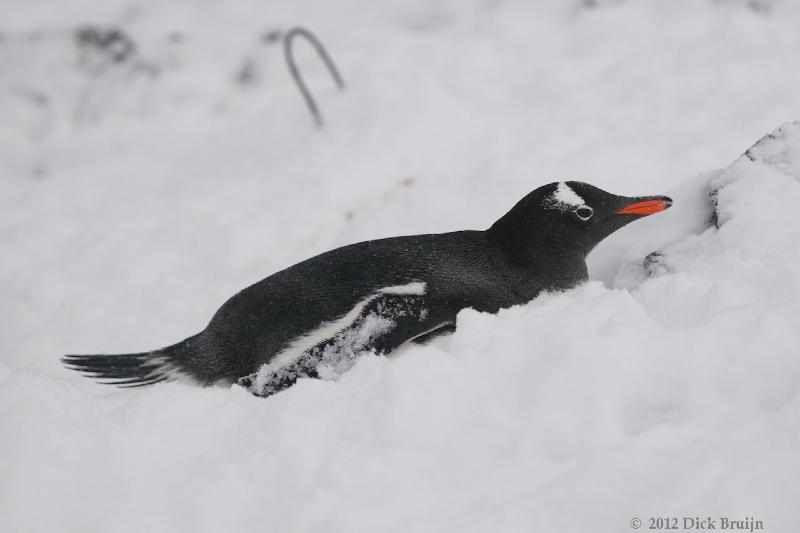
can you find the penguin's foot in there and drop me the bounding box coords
[237,365,317,398]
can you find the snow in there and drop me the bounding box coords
[314,313,395,380]
[3,1,800,532]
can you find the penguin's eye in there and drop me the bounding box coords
[574,206,594,221]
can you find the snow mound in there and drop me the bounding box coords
[741,121,800,180]
[589,120,800,288]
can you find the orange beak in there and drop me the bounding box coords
[614,198,672,216]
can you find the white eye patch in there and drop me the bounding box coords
[544,182,585,211]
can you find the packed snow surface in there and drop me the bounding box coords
[3,1,800,532]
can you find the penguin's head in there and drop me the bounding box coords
[490,181,672,258]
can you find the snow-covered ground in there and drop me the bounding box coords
[3,1,800,531]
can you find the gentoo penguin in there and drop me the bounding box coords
[64,181,671,397]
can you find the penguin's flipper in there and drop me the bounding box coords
[240,289,454,397]
[409,322,457,345]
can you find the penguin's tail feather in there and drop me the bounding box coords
[62,340,198,388]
